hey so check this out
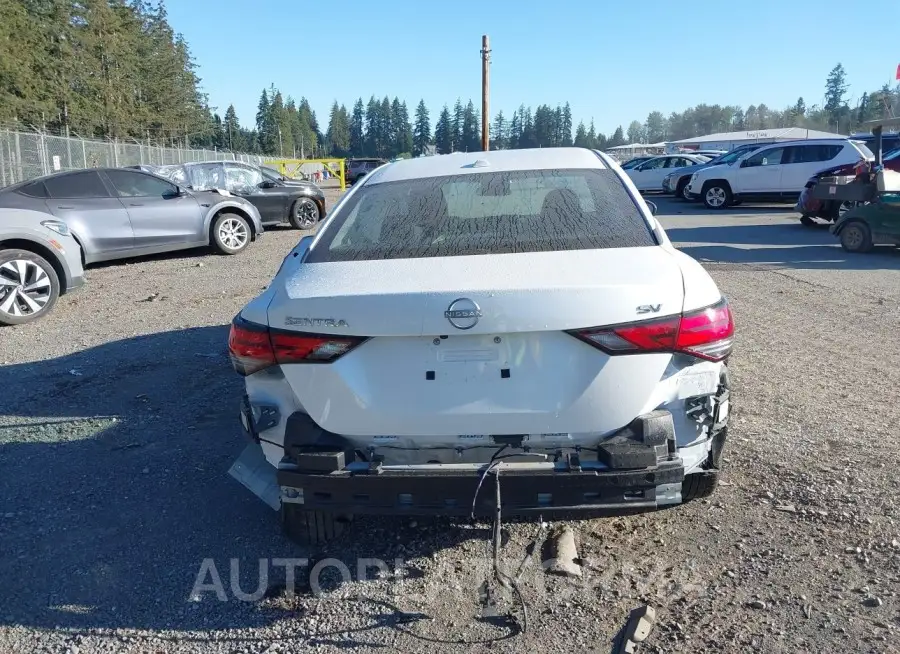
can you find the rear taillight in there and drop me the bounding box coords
[228,319,275,375]
[570,298,734,362]
[227,317,366,375]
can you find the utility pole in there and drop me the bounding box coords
[481,35,491,152]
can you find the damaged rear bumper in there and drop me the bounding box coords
[264,408,702,517]
[277,458,686,516]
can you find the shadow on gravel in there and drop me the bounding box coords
[0,326,513,645]
[666,224,900,270]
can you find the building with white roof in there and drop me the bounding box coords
[666,127,846,153]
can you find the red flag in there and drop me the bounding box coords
[896,63,900,80]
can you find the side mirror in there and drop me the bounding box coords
[740,160,750,168]
[297,235,315,261]
[646,200,658,216]
[260,180,276,189]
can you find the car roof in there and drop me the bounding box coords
[754,138,852,148]
[1,166,162,192]
[368,147,607,184]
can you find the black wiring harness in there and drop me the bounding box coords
[469,445,532,634]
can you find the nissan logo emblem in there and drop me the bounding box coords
[444,298,482,330]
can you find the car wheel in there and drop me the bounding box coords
[0,249,60,326]
[800,215,816,227]
[676,179,690,201]
[212,213,251,255]
[839,221,873,253]
[290,197,321,230]
[702,182,732,209]
[682,471,719,501]
[281,503,349,546]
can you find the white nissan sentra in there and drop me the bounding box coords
[228,147,734,544]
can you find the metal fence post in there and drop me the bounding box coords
[81,137,87,168]
[113,138,119,167]
[39,130,49,175]
[0,130,6,187]
[14,131,22,182]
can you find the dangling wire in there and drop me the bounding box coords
[469,445,529,633]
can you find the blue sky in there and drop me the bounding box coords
[166,0,900,135]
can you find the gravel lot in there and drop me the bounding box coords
[2,190,900,654]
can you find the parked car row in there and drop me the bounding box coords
[141,161,326,229]
[0,161,326,326]
[685,139,874,210]
[623,153,713,192]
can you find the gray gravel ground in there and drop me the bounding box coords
[2,192,899,654]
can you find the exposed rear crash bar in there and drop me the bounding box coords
[276,460,685,516]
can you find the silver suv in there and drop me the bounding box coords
[347,158,387,184]
[0,208,84,325]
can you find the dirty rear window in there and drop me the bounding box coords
[306,169,656,262]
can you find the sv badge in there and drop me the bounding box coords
[636,304,662,314]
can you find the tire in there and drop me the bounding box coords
[839,221,873,253]
[676,178,690,201]
[682,471,719,501]
[702,182,732,209]
[211,213,251,255]
[0,249,61,326]
[800,215,816,227]
[281,503,347,546]
[289,197,321,230]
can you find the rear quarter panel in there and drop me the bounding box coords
[669,250,722,312]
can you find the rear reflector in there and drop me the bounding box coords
[228,316,367,375]
[570,298,734,362]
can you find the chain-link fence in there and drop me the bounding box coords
[0,128,264,188]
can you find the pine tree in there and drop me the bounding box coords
[350,98,365,156]
[560,103,573,146]
[365,95,379,156]
[272,91,293,156]
[609,125,625,147]
[645,111,666,143]
[519,106,534,148]
[413,99,431,155]
[451,98,464,151]
[256,89,277,154]
[297,98,318,155]
[824,63,848,122]
[492,110,507,150]
[586,121,597,149]
[395,100,413,157]
[223,104,241,151]
[856,92,871,128]
[380,96,392,157]
[507,110,521,149]
[627,120,645,144]
[326,101,351,156]
[573,121,588,148]
[462,100,480,152]
[434,105,453,154]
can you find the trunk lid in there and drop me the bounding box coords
[265,247,688,440]
[267,247,684,336]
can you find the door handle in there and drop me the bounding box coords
[129,203,144,207]
[56,205,75,209]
